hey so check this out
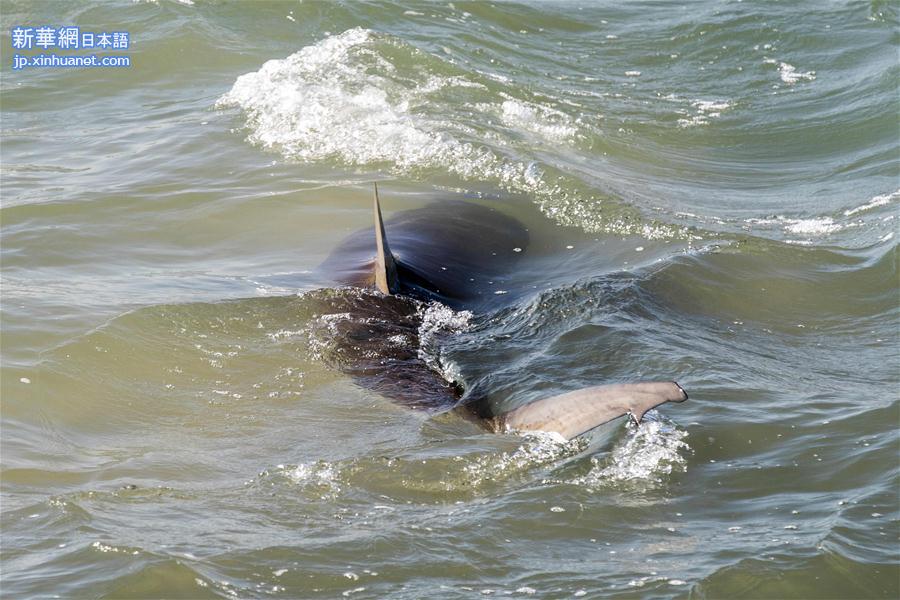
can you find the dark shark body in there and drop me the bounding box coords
[321,194,529,310]
[313,186,687,439]
[304,288,461,411]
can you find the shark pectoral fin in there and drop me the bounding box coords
[495,381,688,440]
[373,183,399,294]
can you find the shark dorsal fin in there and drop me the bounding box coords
[373,183,399,294]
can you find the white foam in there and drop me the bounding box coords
[283,461,341,496]
[267,328,306,341]
[217,29,561,199]
[342,587,365,597]
[694,99,731,114]
[217,29,684,240]
[417,302,472,377]
[499,99,577,143]
[462,432,582,487]
[776,62,815,84]
[386,333,410,346]
[784,217,841,235]
[91,541,139,554]
[418,303,472,336]
[746,215,844,237]
[844,189,899,216]
[575,416,689,485]
[677,98,731,127]
[305,310,358,360]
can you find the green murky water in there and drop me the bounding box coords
[2,1,898,598]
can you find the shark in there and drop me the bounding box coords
[312,184,687,440]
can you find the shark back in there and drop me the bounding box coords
[322,191,529,310]
[316,187,688,438]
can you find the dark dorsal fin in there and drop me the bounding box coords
[373,183,399,294]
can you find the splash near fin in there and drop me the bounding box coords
[373,183,399,294]
[494,381,688,440]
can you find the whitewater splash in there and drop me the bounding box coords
[263,420,688,502]
[216,29,573,201]
[460,431,584,489]
[746,215,845,238]
[583,414,690,485]
[216,28,685,239]
[674,98,733,127]
[257,418,687,504]
[843,189,899,217]
[476,420,691,491]
[416,302,472,383]
[268,461,343,499]
[742,189,899,244]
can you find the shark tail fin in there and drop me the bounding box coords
[493,381,687,440]
[373,183,399,294]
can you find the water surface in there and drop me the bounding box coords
[1,1,898,598]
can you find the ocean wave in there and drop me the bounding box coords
[217,29,566,193]
[844,189,900,217]
[672,97,733,127]
[216,28,686,240]
[579,414,690,486]
[763,59,816,85]
[416,302,472,382]
[460,431,584,489]
[745,215,846,239]
[742,189,899,244]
